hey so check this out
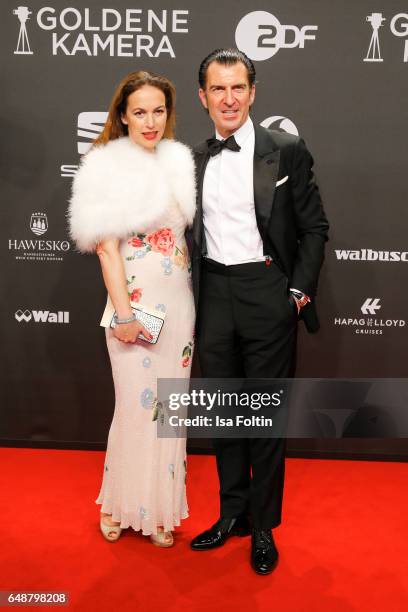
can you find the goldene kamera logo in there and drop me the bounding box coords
[12,5,190,57]
[13,6,33,55]
[364,13,385,62]
[364,12,408,63]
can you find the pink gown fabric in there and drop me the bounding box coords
[95,202,195,535]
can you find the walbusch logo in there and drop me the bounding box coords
[15,309,70,323]
[335,249,408,262]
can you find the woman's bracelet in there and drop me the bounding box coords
[113,312,137,325]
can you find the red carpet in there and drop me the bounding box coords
[1,448,407,611]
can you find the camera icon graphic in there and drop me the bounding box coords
[13,6,33,55]
[364,12,386,62]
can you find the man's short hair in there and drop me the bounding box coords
[198,48,256,89]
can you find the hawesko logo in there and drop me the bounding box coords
[361,299,381,315]
[15,309,70,323]
[77,112,108,154]
[30,212,48,236]
[260,116,299,136]
[235,11,318,61]
[335,249,408,262]
[364,12,408,63]
[13,6,189,57]
[8,212,70,263]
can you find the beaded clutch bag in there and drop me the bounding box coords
[100,297,165,344]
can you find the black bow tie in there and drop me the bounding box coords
[206,135,241,157]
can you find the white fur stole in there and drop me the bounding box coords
[68,137,196,252]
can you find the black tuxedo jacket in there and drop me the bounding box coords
[190,123,329,333]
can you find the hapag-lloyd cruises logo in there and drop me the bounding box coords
[334,298,405,336]
[13,5,189,57]
[8,212,71,263]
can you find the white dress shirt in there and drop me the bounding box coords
[202,116,265,265]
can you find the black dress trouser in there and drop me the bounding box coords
[196,258,298,529]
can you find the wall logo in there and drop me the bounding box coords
[235,11,318,61]
[361,298,381,315]
[15,309,32,322]
[260,116,299,136]
[13,6,33,55]
[9,212,70,263]
[15,309,70,323]
[30,212,48,236]
[334,249,408,262]
[12,6,189,57]
[334,298,405,336]
[77,112,108,154]
[364,12,408,63]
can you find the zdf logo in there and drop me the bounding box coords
[235,11,318,61]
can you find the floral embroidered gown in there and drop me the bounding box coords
[95,201,195,535]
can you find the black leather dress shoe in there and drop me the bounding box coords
[251,529,279,575]
[190,515,251,551]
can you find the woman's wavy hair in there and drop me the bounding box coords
[94,70,176,146]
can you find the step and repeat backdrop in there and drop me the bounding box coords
[1,0,407,457]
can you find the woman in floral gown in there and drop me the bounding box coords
[68,71,196,547]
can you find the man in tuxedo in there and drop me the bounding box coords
[189,48,329,574]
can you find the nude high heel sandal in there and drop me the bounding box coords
[150,528,174,548]
[100,515,122,542]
